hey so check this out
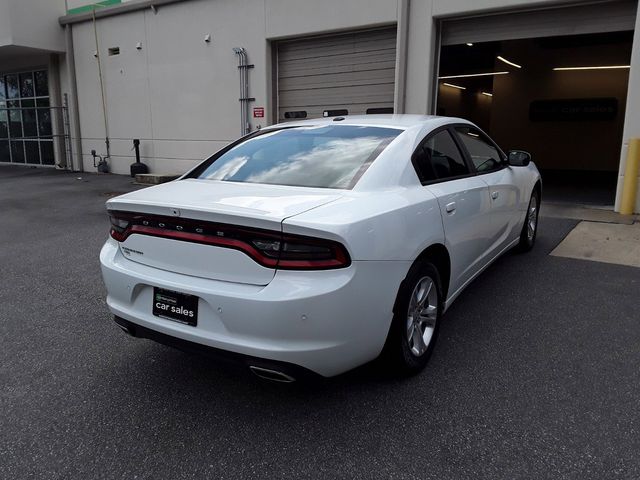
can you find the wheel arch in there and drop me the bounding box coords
[392,243,451,314]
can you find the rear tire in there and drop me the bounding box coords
[517,189,539,252]
[380,261,443,376]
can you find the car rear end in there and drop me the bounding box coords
[99,122,411,378]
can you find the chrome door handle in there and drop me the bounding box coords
[445,201,456,213]
[491,191,499,200]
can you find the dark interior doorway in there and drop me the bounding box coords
[437,31,633,206]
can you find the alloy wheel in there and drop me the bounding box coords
[405,276,438,357]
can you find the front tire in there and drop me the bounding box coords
[517,189,539,252]
[380,261,443,376]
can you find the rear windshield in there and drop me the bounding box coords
[192,125,402,189]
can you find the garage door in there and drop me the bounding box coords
[277,28,397,122]
[441,0,636,46]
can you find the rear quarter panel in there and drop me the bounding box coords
[282,188,445,262]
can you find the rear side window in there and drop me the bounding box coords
[413,130,469,182]
[454,127,504,173]
[193,125,401,189]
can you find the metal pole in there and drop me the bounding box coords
[63,94,73,171]
[65,24,84,172]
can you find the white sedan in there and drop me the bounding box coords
[100,115,541,381]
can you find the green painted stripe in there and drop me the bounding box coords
[67,0,122,15]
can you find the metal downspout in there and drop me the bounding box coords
[64,24,84,172]
[93,9,111,164]
[233,48,254,136]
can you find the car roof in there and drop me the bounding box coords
[263,114,472,130]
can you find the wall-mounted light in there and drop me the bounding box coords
[497,56,521,69]
[466,43,473,46]
[481,92,493,97]
[443,82,466,90]
[553,65,630,71]
[204,34,212,43]
[439,71,509,79]
[136,42,143,50]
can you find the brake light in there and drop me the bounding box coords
[108,211,350,270]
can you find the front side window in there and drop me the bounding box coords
[193,125,401,189]
[455,127,504,173]
[413,130,469,182]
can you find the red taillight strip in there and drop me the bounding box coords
[128,225,280,267]
[108,211,351,270]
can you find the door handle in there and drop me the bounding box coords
[445,201,456,213]
[491,191,499,200]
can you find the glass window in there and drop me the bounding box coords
[21,99,37,138]
[194,125,401,189]
[36,98,52,138]
[0,109,7,139]
[5,75,19,99]
[10,141,25,163]
[0,140,9,162]
[25,141,40,164]
[8,101,22,138]
[0,70,53,165]
[20,73,34,98]
[40,142,55,165]
[34,71,48,97]
[455,127,504,173]
[414,130,469,182]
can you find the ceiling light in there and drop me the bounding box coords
[467,132,479,137]
[438,71,509,79]
[481,92,493,97]
[497,56,521,69]
[466,43,473,46]
[553,65,630,71]
[443,82,466,90]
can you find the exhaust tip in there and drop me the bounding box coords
[116,323,134,336]
[249,366,296,383]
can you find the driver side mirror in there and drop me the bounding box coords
[507,150,531,167]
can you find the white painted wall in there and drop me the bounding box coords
[0,0,66,51]
[0,0,12,46]
[70,0,398,174]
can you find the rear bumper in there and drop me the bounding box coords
[113,316,321,380]
[100,238,410,377]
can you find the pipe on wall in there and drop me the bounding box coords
[64,24,84,172]
[93,9,111,166]
[233,48,254,136]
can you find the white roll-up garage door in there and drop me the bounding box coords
[277,27,397,122]
[441,0,637,46]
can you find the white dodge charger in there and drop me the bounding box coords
[100,115,541,381]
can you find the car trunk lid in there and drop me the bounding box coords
[107,179,342,285]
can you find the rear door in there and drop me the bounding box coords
[415,128,494,293]
[454,126,521,251]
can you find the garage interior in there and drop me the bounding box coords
[437,2,635,207]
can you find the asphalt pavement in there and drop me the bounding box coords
[1,165,639,480]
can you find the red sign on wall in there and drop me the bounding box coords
[253,107,265,118]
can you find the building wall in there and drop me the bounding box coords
[69,0,398,174]
[0,0,66,51]
[60,0,640,211]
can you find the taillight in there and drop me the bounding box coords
[109,214,130,242]
[107,211,350,270]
